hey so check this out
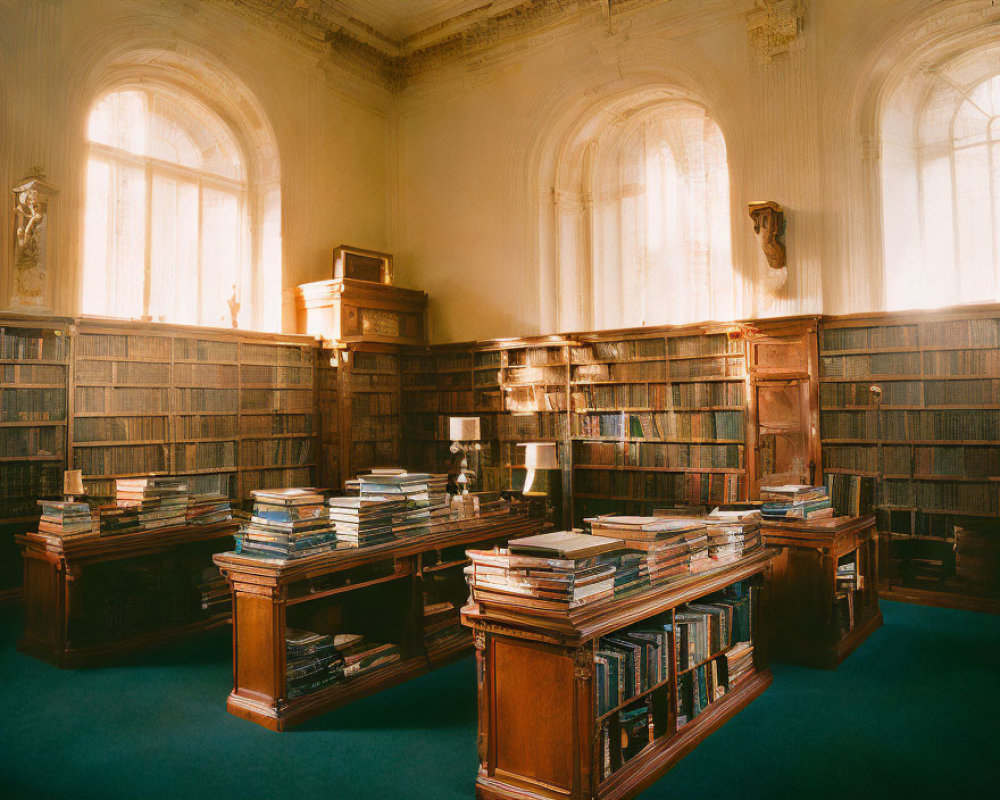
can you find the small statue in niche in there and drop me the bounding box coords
[748,201,786,270]
[227,284,240,328]
[11,171,56,309]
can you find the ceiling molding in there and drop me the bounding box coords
[206,0,674,92]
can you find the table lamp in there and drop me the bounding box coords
[518,442,558,495]
[63,469,85,503]
[449,416,481,494]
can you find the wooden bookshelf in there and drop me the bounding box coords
[214,507,546,731]
[461,549,778,800]
[69,319,319,506]
[0,315,72,600]
[17,520,237,667]
[818,306,1000,611]
[762,514,881,669]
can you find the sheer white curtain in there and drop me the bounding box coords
[882,46,1000,309]
[82,88,251,327]
[586,101,734,329]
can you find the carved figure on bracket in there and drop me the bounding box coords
[10,169,57,310]
[748,201,786,270]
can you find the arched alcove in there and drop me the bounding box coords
[75,45,282,331]
[540,85,737,332]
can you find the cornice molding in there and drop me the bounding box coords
[206,0,676,92]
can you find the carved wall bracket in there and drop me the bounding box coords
[748,200,786,270]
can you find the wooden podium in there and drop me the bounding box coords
[761,514,881,669]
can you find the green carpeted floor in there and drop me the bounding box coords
[0,599,996,799]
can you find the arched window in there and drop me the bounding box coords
[550,94,735,330]
[82,87,251,326]
[882,45,1000,309]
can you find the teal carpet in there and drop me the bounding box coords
[0,600,995,799]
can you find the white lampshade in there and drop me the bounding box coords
[520,442,558,470]
[449,416,481,441]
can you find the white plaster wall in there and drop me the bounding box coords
[0,0,392,331]
[394,0,988,342]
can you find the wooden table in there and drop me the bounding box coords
[214,508,546,732]
[17,521,237,668]
[462,549,780,800]
[761,514,881,669]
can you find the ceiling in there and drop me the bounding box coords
[322,1,496,43]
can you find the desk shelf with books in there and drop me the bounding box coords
[761,514,881,669]
[819,307,1000,613]
[16,520,237,668]
[213,508,546,731]
[462,549,777,800]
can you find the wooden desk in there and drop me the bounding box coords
[17,521,237,668]
[214,509,546,732]
[761,514,881,669]
[462,549,779,800]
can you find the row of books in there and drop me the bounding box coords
[508,347,565,367]
[350,373,398,392]
[573,471,743,504]
[240,364,312,387]
[352,352,400,374]
[922,317,1000,347]
[174,442,238,472]
[241,413,314,437]
[0,427,63,458]
[574,441,744,469]
[172,363,240,387]
[571,383,739,412]
[823,408,1000,441]
[77,333,171,359]
[241,388,314,413]
[921,349,1000,375]
[824,474,876,517]
[240,342,313,366]
[508,386,567,412]
[174,338,239,362]
[73,444,167,476]
[821,352,922,377]
[821,324,917,351]
[0,327,68,360]
[196,566,231,617]
[572,411,743,440]
[240,438,314,467]
[595,619,672,715]
[882,479,998,513]
[819,380,923,407]
[0,462,62,516]
[75,360,171,386]
[351,393,399,416]
[0,363,66,385]
[0,389,67,421]
[504,365,566,386]
[351,418,400,441]
[74,416,168,443]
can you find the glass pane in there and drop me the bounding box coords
[110,162,146,319]
[200,188,243,327]
[954,143,992,302]
[149,174,198,324]
[88,90,147,157]
[82,157,111,316]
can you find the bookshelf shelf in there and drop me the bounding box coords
[595,674,674,724]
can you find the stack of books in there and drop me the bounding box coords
[586,516,712,585]
[235,488,339,561]
[98,505,141,536]
[116,477,189,530]
[466,531,622,611]
[426,474,451,525]
[36,500,95,539]
[358,471,432,537]
[186,492,232,526]
[724,641,754,687]
[336,634,402,677]
[422,600,465,653]
[196,566,231,617]
[704,510,762,564]
[759,485,832,521]
[327,496,402,548]
[285,629,345,699]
